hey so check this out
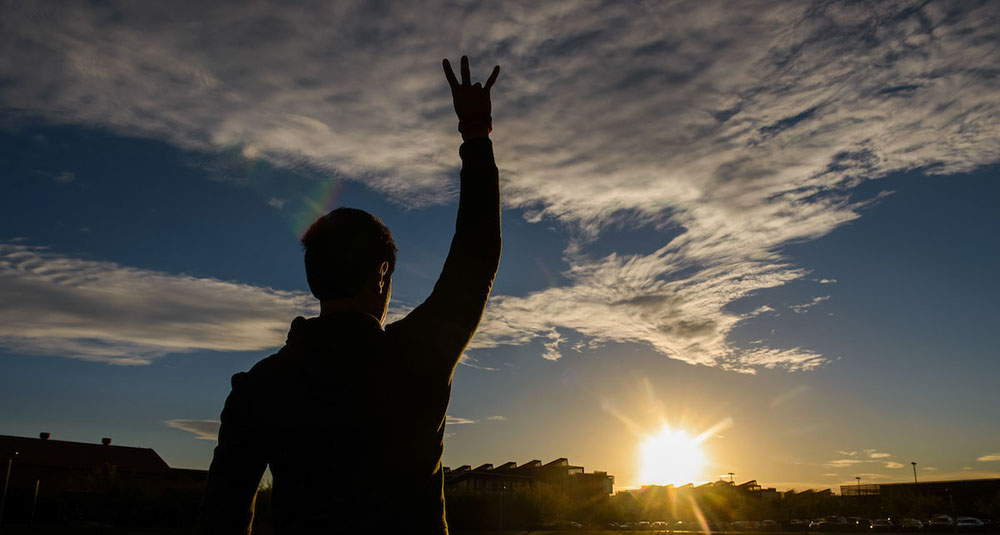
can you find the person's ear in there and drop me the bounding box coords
[378,261,389,293]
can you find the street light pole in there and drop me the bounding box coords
[29,479,39,529]
[729,472,734,484]
[498,482,505,535]
[0,451,19,533]
[911,462,918,485]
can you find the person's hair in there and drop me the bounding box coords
[301,208,397,300]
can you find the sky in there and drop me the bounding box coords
[1,0,999,492]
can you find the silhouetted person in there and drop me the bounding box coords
[200,56,501,534]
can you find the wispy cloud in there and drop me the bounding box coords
[790,295,831,314]
[2,2,998,371]
[446,416,476,425]
[827,449,899,469]
[977,453,1000,462]
[769,385,811,409]
[487,415,507,421]
[165,419,220,441]
[456,353,500,371]
[470,253,827,371]
[0,243,315,364]
[824,459,862,469]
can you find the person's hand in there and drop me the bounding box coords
[443,55,500,140]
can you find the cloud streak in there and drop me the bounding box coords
[446,416,476,425]
[824,459,862,469]
[165,419,220,441]
[2,1,998,371]
[0,243,315,364]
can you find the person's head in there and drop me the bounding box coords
[301,208,397,321]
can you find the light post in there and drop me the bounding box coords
[855,476,863,513]
[911,462,918,485]
[0,451,19,533]
[29,479,40,529]
[498,481,506,535]
[728,472,735,484]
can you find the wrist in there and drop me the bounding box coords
[458,117,492,140]
[461,127,491,141]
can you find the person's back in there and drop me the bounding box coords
[231,313,453,531]
[200,56,502,534]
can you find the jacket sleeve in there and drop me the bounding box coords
[387,137,502,377]
[200,372,267,535]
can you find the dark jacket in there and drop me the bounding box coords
[201,138,501,534]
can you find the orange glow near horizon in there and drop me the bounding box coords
[638,425,706,486]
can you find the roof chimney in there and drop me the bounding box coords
[101,437,112,446]
[39,432,50,440]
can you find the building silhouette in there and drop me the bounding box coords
[444,457,614,498]
[0,433,205,527]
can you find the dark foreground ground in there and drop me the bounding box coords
[3,529,1000,535]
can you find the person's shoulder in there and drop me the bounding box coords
[239,316,310,385]
[247,351,284,376]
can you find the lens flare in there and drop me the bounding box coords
[639,425,705,486]
[292,178,345,237]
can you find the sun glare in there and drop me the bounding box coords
[639,425,705,486]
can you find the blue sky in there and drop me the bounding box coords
[1,0,999,490]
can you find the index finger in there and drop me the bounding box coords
[442,59,459,89]
[484,65,500,91]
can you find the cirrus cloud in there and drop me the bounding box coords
[2,1,998,371]
[446,416,476,425]
[0,243,315,364]
[164,419,221,441]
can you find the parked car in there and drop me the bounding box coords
[854,518,874,531]
[899,518,924,532]
[872,518,896,532]
[928,515,955,532]
[732,520,761,531]
[955,517,985,532]
[762,519,781,531]
[813,516,851,532]
[789,519,809,531]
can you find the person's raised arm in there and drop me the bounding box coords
[386,55,502,377]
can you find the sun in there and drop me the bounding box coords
[638,425,705,486]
